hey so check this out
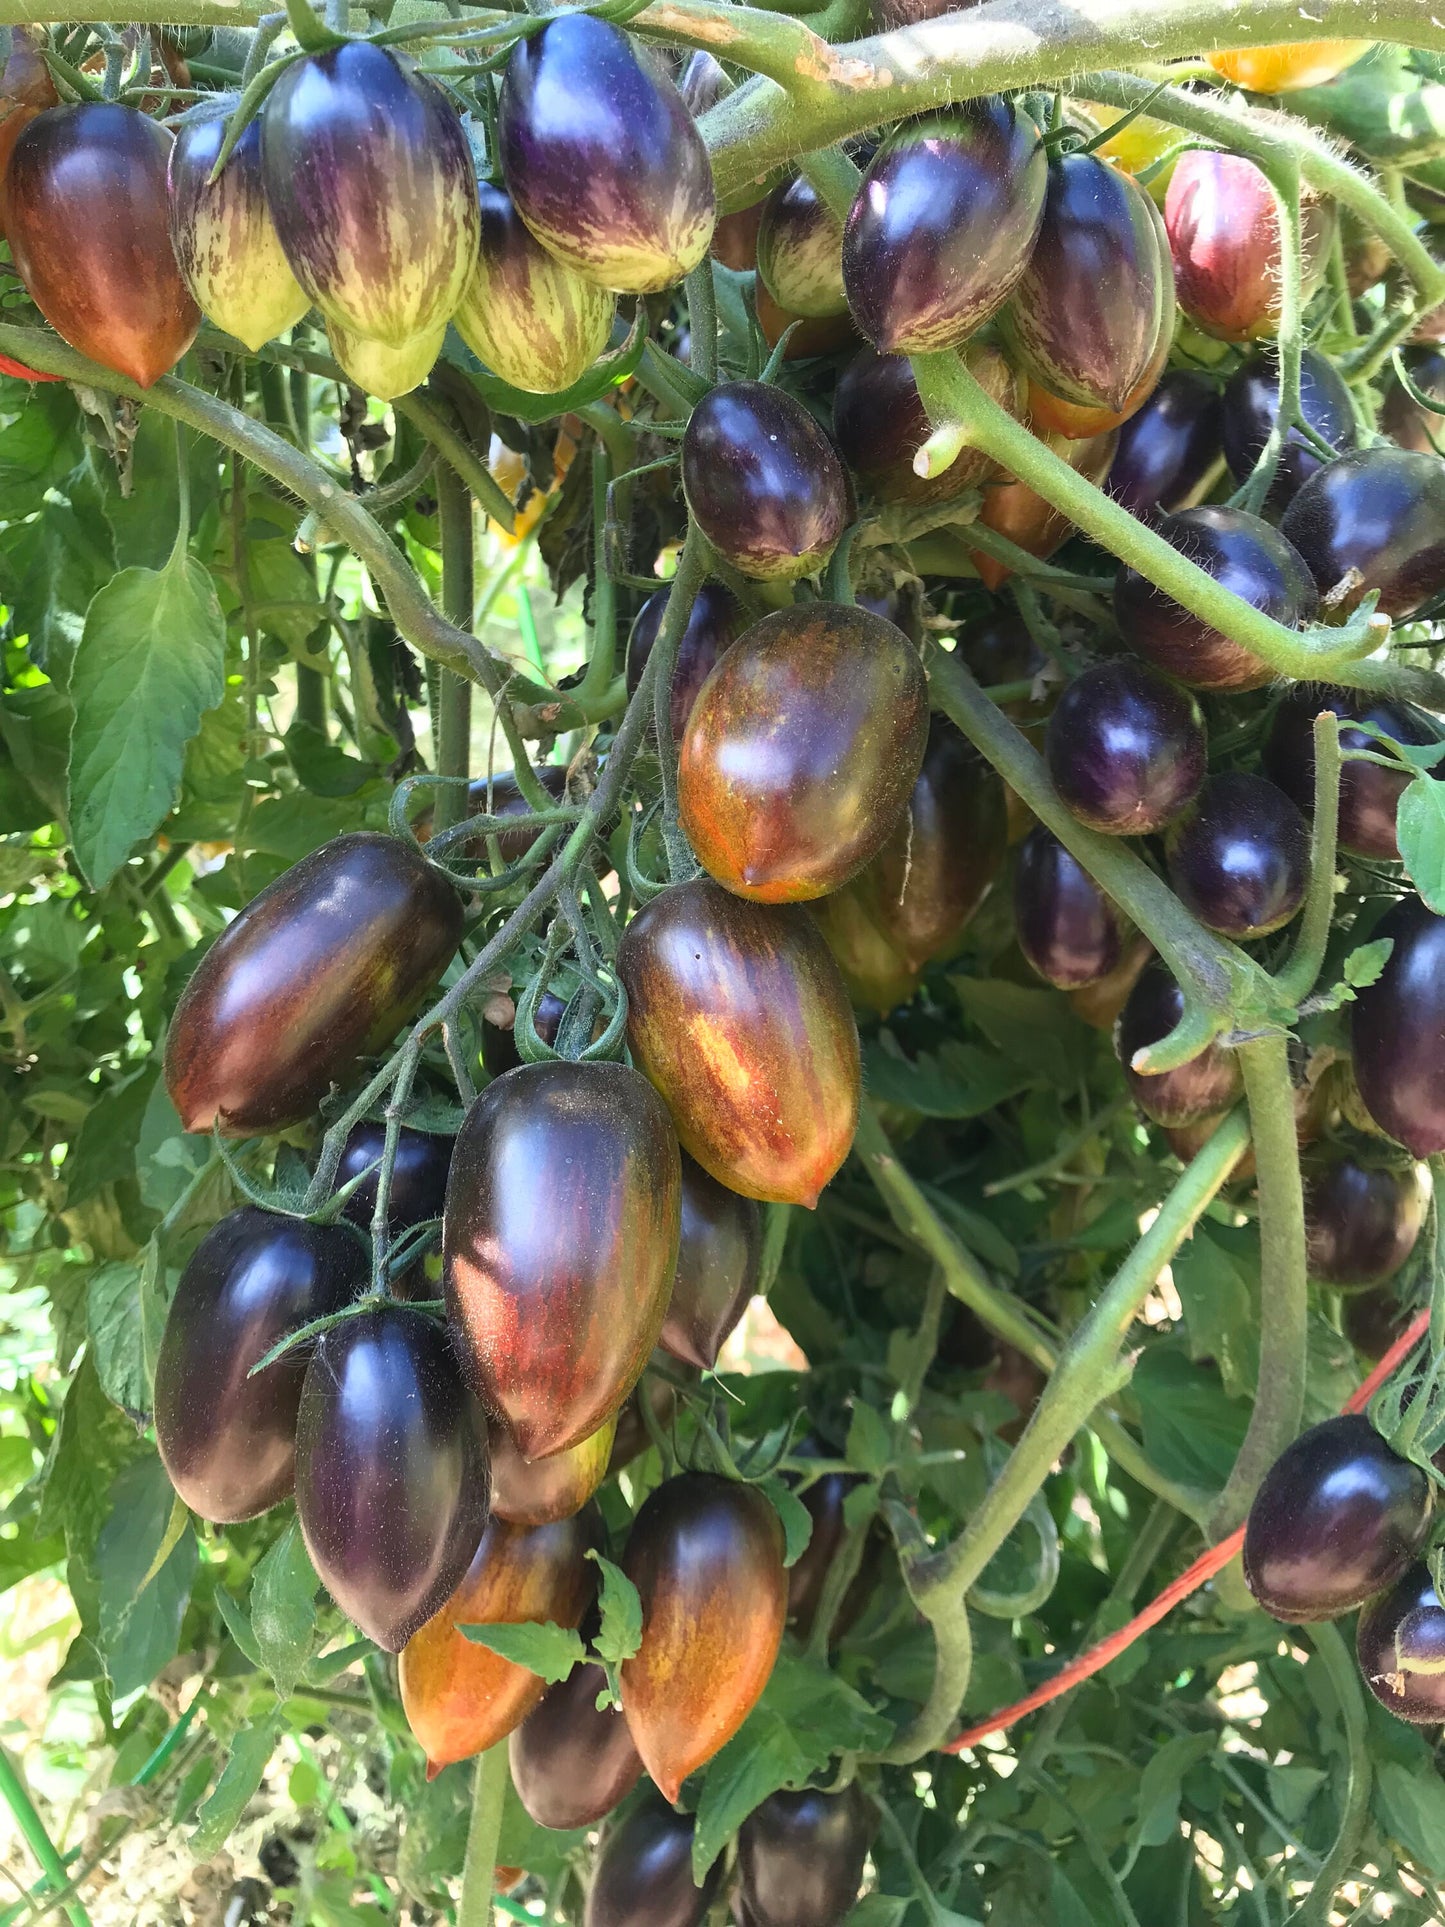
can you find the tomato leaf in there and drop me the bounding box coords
[586,1549,643,1666]
[458,1619,586,1684]
[191,1711,279,1856]
[846,1401,892,1475]
[758,1475,814,1568]
[251,1516,321,1700]
[1396,770,1445,911]
[67,540,227,888]
[864,1035,1034,1119]
[87,1252,165,1418]
[96,1454,198,1697]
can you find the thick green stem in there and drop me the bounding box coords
[685,261,719,385]
[435,468,476,837]
[295,662,327,732]
[0,1745,91,1927]
[457,1744,509,1927]
[1236,153,1304,516]
[1208,1035,1309,1537]
[1275,712,1343,1007]
[1300,1621,1372,1927]
[651,527,710,880]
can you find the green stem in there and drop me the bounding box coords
[295,663,327,732]
[1208,1034,1308,1537]
[435,467,476,837]
[1297,1622,1372,1927]
[1275,712,1343,1007]
[651,526,710,881]
[0,1746,91,1927]
[1236,153,1304,517]
[457,1744,510,1927]
[579,441,619,710]
[685,260,719,385]
[798,143,861,222]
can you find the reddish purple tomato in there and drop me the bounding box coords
[1003,151,1173,414]
[444,1061,681,1459]
[1165,772,1310,940]
[660,1153,762,1371]
[487,1415,615,1526]
[1113,505,1319,692]
[1343,1286,1412,1362]
[833,344,1018,507]
[1242,1414,1431,1622]
[1351,896,1445,1156]
[1014,828,1124,989]
[333,1121,453,1237]
[1263,686,1442,862]
[165,834,463,1136]
[1303,1152,1426,1289]
[1107,370,1225,520]
[1381,348,1445,455]
[510,1658,643,1831]
[626,581,742,743]
[681,382,848,581]
[1164,150,1335,341]
[1116,962,1243,1126]
[678,603,929,903]
[1045,659,1206,835]
[841,98,1047,355]
[738,1785,875,1927]
[586,1803,722,1927]
[1279,447,1445,620]
[1358,1563,1445,1722]
[499,15,714,294]
[294,1305,489,1651]
[1221,347,1358,508]
[6,103,199,386]
[154,1208,366,1523]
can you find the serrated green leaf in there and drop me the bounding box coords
[1171,1221,1259,1402]
[96,1454,198,1696]
[1374,1760,1445,1879]
[191,1713,277,1856]
[1398,771,1445,912]
[68,543,226,887]
[864,1036,1033,1119]
[458,1619,586,1683]
[251,1516,320,1700]
[758,1476,814,1568]
[587,1550,643,1666]
[215,1586,263,1668]
[1132,1345,1250,1493]
[87,1252,165,1417]
[846,1402,892,1475]
[952,978,1092,1090]
[66,1066,159,1210]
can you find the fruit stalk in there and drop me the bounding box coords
[457,1743,509,1927]
[1302,1620,1372,1927]
[1274,711,1343,1007]
[434,466,475,839]
[649,525,711,881]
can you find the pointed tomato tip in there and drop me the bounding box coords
[425,1759,443,1782]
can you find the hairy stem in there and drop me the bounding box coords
[457,1744,509,1927]
[435,467,476,838]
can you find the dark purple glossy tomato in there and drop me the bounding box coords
[677,50,730,117]
[833,344,1020,507]
[626,581,742,743]
[586,1803,722,1927]
[1303,1152,1427,1289]
[488,1414,615,1525]
[618,880,861,1208]
[7,103,199,385]
[660,1154,762,1371]
[399,1506,600,1771]
[453,178,615,394]
[1116,961,1243,1126]
[620,1473,786,1802]
[1165,150,1335,341]
[757,175,846,318]
[1113,505,1318,692]
[738,1785,875,1927]
[1381,347,1445,456]
[333,1121,453,1237]
[1358,1563,1445,1722]
[1222,347,1358,507]
[681,382,849,581]
[444,1060,681,1460]
[511,1657,643,1830]
[261,43,478,351]
[481,988,568,1080]
[1014,828,1124,989]
[1263,686,1442,862]
[1242,1414,1431,1621]
[500,16,714,294]
[1003,151,1173,415]
[154,1208,366,1523]
[1107,370,1225,520]
[1279,447,1445,620]
[167,103,308,353]
[1351,896,1445,1156]
[165,834,463,1136]
[678,602,928,902]
[842,98,1047,354]
[1045,659,1206,835]
[1165,772,1310,941]
[784,1441,879,1641]
[1343,1286,1412,1362]
[294,1305,489,1652]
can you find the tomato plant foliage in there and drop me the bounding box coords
[2,8,1445,1926]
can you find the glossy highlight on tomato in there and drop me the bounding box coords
[164,834,463,1136]
[1263,687,1442,861]
[1164,151,1335,342]
[510,1656,643,1830]
[681,382,849,581]
[6,103,199,386]
[1014,828,1124,990]
[678,601,928,903]
[1045,658,1206,836]
[1107,370,1224,520]
[1357,1563,1445,1723]
[154,1207,366,1524]
[444,1060,681,1460]
[1242,1414,1431,1622]
[1350,896,1445,1157]
[1116,961,1243,1127]
[618,879,861,1207]
[660,1154,761,1370]
[399,1506,600,1772]
[738,1785,875,1927]
[294,1304,489,1652]
[1165,772,1310,941]
[626,581,742,744]
[586,1802,722,1927]
[333,1121,452,1237]
[1304,1153,1427,1289]
[1279,447,1445,620]
[620,1472,787,1802]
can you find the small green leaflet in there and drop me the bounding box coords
[250,1517,320,1700]
[846,1401,892,1476]
[757,1475,814,1568]
[1397,772,1445,912]
[191,1712,278,1857]
[67,538,226,888]
[1307,938,1395,1015]
[587,1549,643,1666]
[458,1620,587,1684]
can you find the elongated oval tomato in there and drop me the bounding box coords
[681,382,849,582]
[325,318,448,400]
[617,880,861,1207]
[586,1803,721,1927]
[167,104,309,353]
[678,603,929,903]
[1351,896,1445,1156]
[659,1154,761,1371]
[6,103,199,385]
[1165,151,1335,342]
[164,833,462,1137]
[444,1060,681,1459]
[757,176,846,318]
[620,1473,786,1802]
[399,1507,601,1773]
[511,1658,643,1831]
[739,1786,876,1927]
[261,42,478,348]
[488,1415,617,1526]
